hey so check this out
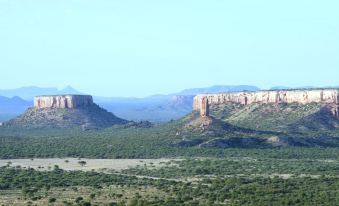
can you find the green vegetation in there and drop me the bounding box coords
[2,106,339,160]
[0,124,339,159]
[5,104,127,129]
[1,122,338,205]
[1,102,339,205]
[123,158,339,178]
[2,101,339,151]
[0,166,170,205]
[1,123,339,159]
[210,102,339,132]
[0,161,338,206]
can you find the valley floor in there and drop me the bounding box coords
[0,158,176,172]
[0,154,338,206]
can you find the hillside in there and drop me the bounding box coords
[5,104,127,130]
[173,89,339,148]
[174,112,280,148]
[1,112,339,160]
[2,90,339,150]
[193,89,339,132]
[4,95,128,130]
[210,102,339,132]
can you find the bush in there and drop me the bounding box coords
[49,197,56,203]
[82,202,91,206]
[75,196,84,203]
[90,193,96,199]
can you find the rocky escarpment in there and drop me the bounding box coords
[34,95,93,109]
[194,89,339,119]
[6,95,128,129]
[171,89,339,148]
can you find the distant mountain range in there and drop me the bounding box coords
[94,85,261,122]
[0,85,261,122]
[0,86,83,100]
[175,85,260,95]
[1,85,338,122]
[0,96,32,121]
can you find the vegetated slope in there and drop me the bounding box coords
[5,104,128,129]
[1,101,339,157]
[1,105,339,159]
[173,101,339,148]
[209,102,339,132]
[174,112,282,148]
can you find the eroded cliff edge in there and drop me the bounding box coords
[34,95,93,109]
[193,89,339,118]
[6,95,128,129]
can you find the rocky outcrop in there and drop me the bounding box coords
[7,95,128,129]
[34,95,93,109]
[194,89,339,118]
[200,97,209,117]
[331,105,339,119]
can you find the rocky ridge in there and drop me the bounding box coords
[173,89,339,148]
[34,95,93,109]
[194,89,339,118]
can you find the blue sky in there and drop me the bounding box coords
[1,0,338,97]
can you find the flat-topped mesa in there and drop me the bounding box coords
[34,95,94,109]
[193,89,339,118]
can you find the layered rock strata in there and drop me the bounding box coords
[200,97,209,117]
[194,89,339,118]
[34,95,93,109]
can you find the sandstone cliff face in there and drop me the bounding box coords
[193,89,339,118]
[200,97,209,117]
[34,95,93,109]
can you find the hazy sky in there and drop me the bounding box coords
[1,0,338,97]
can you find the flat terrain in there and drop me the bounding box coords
[0,158,177,172]
[0,153,338,205]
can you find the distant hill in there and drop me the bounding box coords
[270,86,339,91]
[270,86,291,90]
[209,102,339,133]
[172,100,339,148]
[95,85,260,122]
[0,86,84,122]
[176,85,260,95]
[97,95,194,122]
[0,86,83,100]
[0,96,31,122]
[5,103,128,130]
[6,85,337,123]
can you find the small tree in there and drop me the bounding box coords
[75,196,84,203]
[82,202,91,206]
[89,193,96,199]
[78,161,87,167]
